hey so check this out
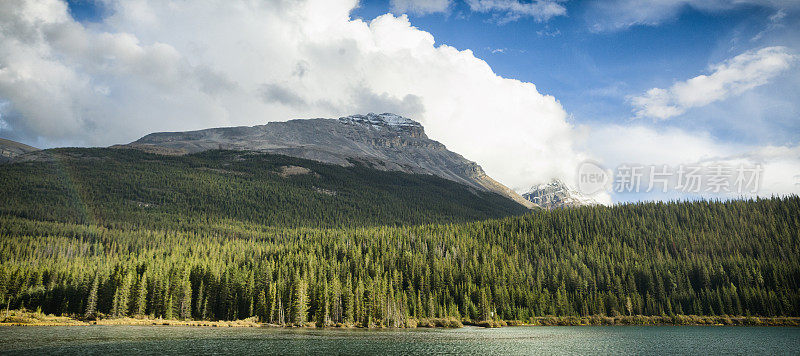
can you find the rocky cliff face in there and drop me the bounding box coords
[0,138,39,163]
[121,113,534,209]
[523,179,597,209]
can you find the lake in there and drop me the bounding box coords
[1,325,799,355]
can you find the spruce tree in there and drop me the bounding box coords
[290,276,308,326]
[478,287,491,321]
[85,274,99,319]
[195,281,204,319]
[134,274,148,316]
[255,289,267,322]
[179,278,192,320]
[315,283,328,327]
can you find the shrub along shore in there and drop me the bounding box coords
[3,310,799,328]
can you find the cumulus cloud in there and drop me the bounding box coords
[466,0,567,23]
[588,0,800,32]
[390,0,451,15]
[0,0,583,192]
[631,46,797,120]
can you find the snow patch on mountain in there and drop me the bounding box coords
[523,179,598,209]
[340,113,421,127]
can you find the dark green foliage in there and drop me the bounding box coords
[290,275,308,325]
[85,275,99,318]
[0,148,527,228]
[0,196,798,324]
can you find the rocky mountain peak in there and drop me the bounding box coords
[114,114,534,209]
[339,113,421,127]
[339,113,425,138]
[523,178,597,209]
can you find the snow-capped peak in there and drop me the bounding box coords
[340,113,421,127]
[523,178,598,209]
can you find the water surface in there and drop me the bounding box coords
[1,325,799,355]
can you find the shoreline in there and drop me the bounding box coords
[2,310,799,328]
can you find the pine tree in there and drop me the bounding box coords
[362,288,373,327]
[290,276,308,326]
[194,281,204,319]
[478,287,491,321]
[255,289,267,322]
[111,288,123,317]
[165,294,175,320]
[343,280,354,324]
[626,296,633,316]
[202,295,211,321]
[134,274,148,316]
[315,283,329,327]
[112,273,133,317]
[268,283,280,324]
[179,278,192,320]
[85,274,99,319]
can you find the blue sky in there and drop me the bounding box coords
[2,0,798,203]
[353,0,799,146]
[351,0,800,202]
[63,0,796,143]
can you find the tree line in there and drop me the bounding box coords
[1,196,798,325]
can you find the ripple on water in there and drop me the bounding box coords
[1,325,799,355]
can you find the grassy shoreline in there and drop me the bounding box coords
[2,310,799,328]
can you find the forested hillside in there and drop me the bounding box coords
[0,148,527,228]
[1,197,798,326]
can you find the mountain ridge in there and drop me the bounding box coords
[118,113,534,208]
[0,138,39,163]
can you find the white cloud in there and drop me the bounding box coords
[583,125,734,167]
[390,0,451,15]
[0,0,583,192]
[4,0,796,201]
[466,0,567,23]
[717,145,800,196]
[631,46,796,120]
[588,0,800,32]
[752,9,787,41]
[583,124,800,199]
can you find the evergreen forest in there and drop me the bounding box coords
[0,149,798,326]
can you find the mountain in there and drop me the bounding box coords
[523,179,598,209]
[119,113,534,209]
[0,138,39,163]
[0,148,528,228]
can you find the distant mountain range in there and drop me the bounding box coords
[2,113,599,210]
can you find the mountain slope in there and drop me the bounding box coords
[119,113,534,208]
[0,148,528,228]
[0,138,39,163]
